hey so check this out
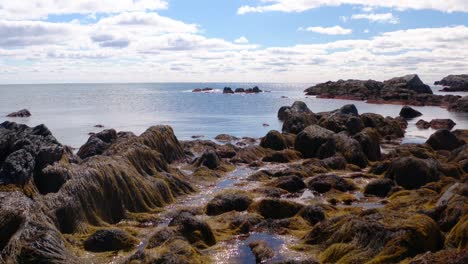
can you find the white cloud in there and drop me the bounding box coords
[364,29,370,33]
[0,0,168,20]
[0,20,79,47]
[351,13,399,24]
[301,26,352,35]
[238,0,468,14]
[234,36,249,44]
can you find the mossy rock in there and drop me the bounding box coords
[83,229,138,252]
[254,198,304,219]
[205,190,253,216]
[446,215,468,249]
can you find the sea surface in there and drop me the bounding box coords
[0,83,466,148]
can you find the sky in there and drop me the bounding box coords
[0,0,467,84]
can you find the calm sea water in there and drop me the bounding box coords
[0,83,466,148]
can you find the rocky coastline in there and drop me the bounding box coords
[304,74,467,112]
[435,75,468,92]
[0,100,467,263]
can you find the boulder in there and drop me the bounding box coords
[307,174,356,193]
[206,190,253,216]
[262,149,301,163]
[364,178,394,197]
[282,113,317,134]
[6,109,31,118]
[338,104,359,116]
[319,154,347,170]
[194,151,220,169]
[249,241,274,263]
[235,88,245,93]
[429,119,456,130]
[77,129,117,159]
[385,157,440,189]
[271,175,306,193]
[169,212,216,246]
[426,130,465,151]
[448,96,468,112]
[277,101,312,121]
[260,130,287,150]
[223,87,234,94]
[383,74,433,94]
[255,198,304,219]
[399,106,422,119]
[83,229,137,252]
[345,116,364,134]
[353,128,381,161]
[294,125,336,159]
[333,132,368,168]
[361,113,405,139]
[299,205,325,225]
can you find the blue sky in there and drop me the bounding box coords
[0,0,467,83]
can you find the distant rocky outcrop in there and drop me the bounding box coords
[192,88,214,92]
[6,109,31,118]
[435,74,468,92]
[305,74,464,111]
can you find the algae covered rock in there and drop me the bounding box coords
[426,129,465,151]
[249,240,274,263]
[299,205,325,225]
[304,210,443,263]
[307,174,356,193]
[385,157,440,189]
[271,175,306,193]
[255,198,304,219]
[194,150,220,169]
[169,212,216,247]
[260,130,288,151]
[364,178,394,197]
[83,229,137,252]
[206,190,253,216]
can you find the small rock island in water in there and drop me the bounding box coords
[1,71,467,263]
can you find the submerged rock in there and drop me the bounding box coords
[6,109,31,118]
[83,229,137,252]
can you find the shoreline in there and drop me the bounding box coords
[1,100,466,263]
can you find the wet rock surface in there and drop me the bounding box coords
[0,99,467,263]
[304,74,465,111]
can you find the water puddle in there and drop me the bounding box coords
[209,232,304,264]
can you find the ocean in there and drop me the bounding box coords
[1,82,466,149]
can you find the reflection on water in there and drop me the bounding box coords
[1,83,466,148]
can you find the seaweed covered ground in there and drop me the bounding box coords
[0,101,467,264]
